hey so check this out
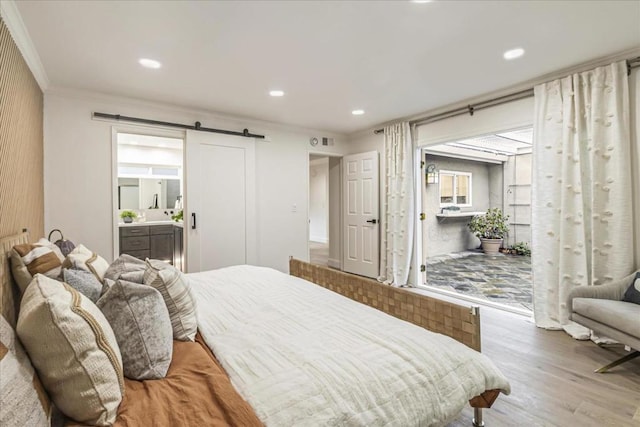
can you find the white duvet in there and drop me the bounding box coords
[188,265,510,427]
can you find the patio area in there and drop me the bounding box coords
[425,250,532,311]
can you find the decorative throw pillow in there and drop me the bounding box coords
[0,315,51,426]
[144,259,197,341]
[63,268,103,303]
[622,272,640,304]
[10,240,64,293]
[101,278,116,297]
[17,274,124,426]
[36,238,65,262]
[97,279,173,380]
[104,254,146,282]
[62,244,110,282]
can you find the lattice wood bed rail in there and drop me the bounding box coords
[289,258,482,352]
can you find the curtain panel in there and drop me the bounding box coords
[531,61,634,337]
[379,122,414,286]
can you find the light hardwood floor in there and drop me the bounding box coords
[446,306,640,426]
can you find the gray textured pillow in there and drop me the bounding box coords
[104,254,146,282]
[622,272,640,304]
[63,268,102,303]
[97,280,173,380]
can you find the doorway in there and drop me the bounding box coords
[309,156,329,265]
[308,154,341,269]
[113,131,185,269]
[419,127,533,314]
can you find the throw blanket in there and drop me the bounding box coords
[189,266,510,427]
[113,334,262,427]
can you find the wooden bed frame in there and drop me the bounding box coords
[289,258,501,427]
[0,231,28,329]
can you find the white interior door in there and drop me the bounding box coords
[185,131,256,272]
[342,151,379,278]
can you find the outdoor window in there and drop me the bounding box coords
[439,170,472,207]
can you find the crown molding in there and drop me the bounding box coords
[0,0,49,90]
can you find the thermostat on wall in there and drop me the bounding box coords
[310,137,319,146]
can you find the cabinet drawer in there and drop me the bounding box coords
[121,236,150,251]
[150,225,174,235]
[120,226,149,237]
[150,234,174,263]
[121,249,150,261]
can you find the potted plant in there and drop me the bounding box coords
[468,208,509,254]
[120,210,137,224]
[171,210,183,222]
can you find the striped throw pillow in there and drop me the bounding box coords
[144,259,197,341]
[0,315,51,426]
[17,275,124,426]
[10,240,64,293]
[62,244,110,282]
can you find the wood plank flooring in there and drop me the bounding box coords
[446,306,640,426]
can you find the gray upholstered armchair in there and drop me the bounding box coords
[568,271,640,373]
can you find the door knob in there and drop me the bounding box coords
[366,219,378,224]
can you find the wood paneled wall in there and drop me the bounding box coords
[0,17,44,241]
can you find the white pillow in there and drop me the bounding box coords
[17,274,124,426]
[62,244,110,282]
[10,239,65,293]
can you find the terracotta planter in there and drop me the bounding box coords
[480,238,502,254]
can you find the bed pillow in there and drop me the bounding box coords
[62,244,110,282]
[104,254,146,283]
[36,238,65,262]
[144,259,197,341]
[17,274,124,426]
[622,272,640,304]
[63,268,103,303]
[10,240,64,293]
[97,279,173,380]
[0,315,51,426]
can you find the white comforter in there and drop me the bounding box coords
[188,266,510,427]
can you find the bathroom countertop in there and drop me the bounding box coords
[119,220,183,227]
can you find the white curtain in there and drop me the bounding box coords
[379,122,414,286]
[532,61,633,338]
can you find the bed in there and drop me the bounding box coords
[1,231,510,426]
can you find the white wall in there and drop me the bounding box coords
[43,90,347,272]
[422,155,493,257]
[118,145,182,167]
[503,153,531,247]
[309,158,328,243]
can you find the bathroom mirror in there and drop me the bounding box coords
[118,178,181,210]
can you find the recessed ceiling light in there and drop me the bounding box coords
[411,0,433,3]
[352,109,365,116]
[139,58,162,69]
[269,90,285,97]
[503,48,525,60]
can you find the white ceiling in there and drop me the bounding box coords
[14,1,640,135]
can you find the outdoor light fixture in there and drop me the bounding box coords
[426,163,438,184]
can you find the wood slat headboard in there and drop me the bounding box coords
[0,231,29,328]
[289,258,482,352]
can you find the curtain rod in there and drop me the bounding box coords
[373,56,640,135]
[92,112,265,139]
